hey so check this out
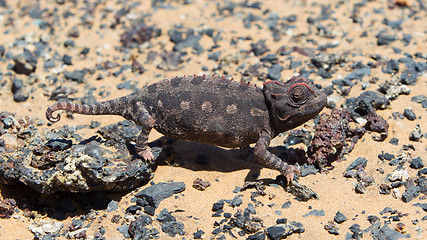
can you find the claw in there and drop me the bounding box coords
[283,165,300,184]
[136,145,155,164]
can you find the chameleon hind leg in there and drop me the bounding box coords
[134,105,156,163]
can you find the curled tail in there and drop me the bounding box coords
[46,96,132,123]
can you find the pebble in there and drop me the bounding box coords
[409,124,423,141]
[409,157,424,169]
[403,109,416,121]
[107,200,119,212]
[334,211,347,223]
[135,182,186,209]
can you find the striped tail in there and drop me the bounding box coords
[46,97,129,123]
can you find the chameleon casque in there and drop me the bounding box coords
[46,75,327,182]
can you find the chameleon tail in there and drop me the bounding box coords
[46,96,130,123]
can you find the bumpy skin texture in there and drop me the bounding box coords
[46,75,327,182]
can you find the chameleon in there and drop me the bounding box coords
[46,75,327,182]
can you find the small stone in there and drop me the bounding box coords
[409,157,424,169]
[13,49,37,75]
[334,211,347,223]
[409,124,423,141]
[347,157,367,170]
[107,200,118,212]
[303,209,325,217]
[161,221,185,237]
[192,178,211,191]
[64,70,86,83]
[212,200,225,212]
[29,220,64,236]
[378,152,395,161]
[403,109,416,121]
[156,208,176,223]
[125,205,142,214]
[389,138,399,145]
[135,182,186,208]
[63,54,72,65]
[267,64,284,80]
[117,225,130,238]
[402,185,421,203]
[230,195,243,207]
[281,201,291,209]
[193,229,205,239]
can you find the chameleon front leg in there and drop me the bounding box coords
[254,131,300,183]
[134,105,156,163]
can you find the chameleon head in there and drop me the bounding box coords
[263,76,327,135]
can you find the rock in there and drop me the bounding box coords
[267,64,284,80]
[410,157,424,169]
[377,34,397,46]
[286,181,319,201]
[193,229,205,239]
[64,70,86,83]
[212,200,225,211]
[347,157,367,171]
[402,185,421,203]
[307,109,366,167]
[334,211,347,223]
[0,119,157,193]
[230,195,243,207]
[364,110,389,141]
[192,178,210,191]
[345,67,371,80]
[11,77,29,102]
[12,49,37,75]
[0,198,16,219]
[413,203,427,212]
[266,222,305,240]
[29,220,64,236]
[403,109,416,121]
[371,225,410,240]
[409,124,423,142]
[120,23,161,48]
[107,200,119,212]
[173,33,204,55]
[46,138,72,151]
[281,201,291,209]
[128,216,158,239]
[117,225,130,238]
[345,91,390,118]
[125,205,142,214]
[161,221,185,237]
[303,209,325,217]
[156,208,176,223]
[250,40,269,56]
[135,182,186,208]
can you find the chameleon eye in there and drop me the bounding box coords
[289,85,310,104]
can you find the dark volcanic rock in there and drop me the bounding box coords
[402,185,421,203]
[334,211,347,223]
[266,221,305,240]
[12,48,37,75]
[120,22,161,48]
[135,182,186,208]
[307,109,366,167]
[0,114,158,193]
[345,91,390,118]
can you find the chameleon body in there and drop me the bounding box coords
[46,75,327,181]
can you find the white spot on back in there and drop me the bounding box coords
[201,101,212,112]
[226,104,238,114]
[180,101,190,110]
[250,108,264,117]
